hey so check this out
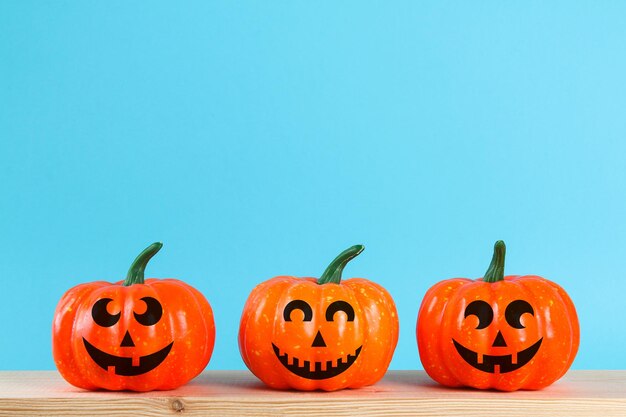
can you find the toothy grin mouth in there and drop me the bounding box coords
[83,338,173,376]
[271,343,362,380]
[453,338,543,373]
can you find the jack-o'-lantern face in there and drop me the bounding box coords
[239,245,399,391]
[272,298,363,380]
[417,241,580,391]
[452,298,542,373]
[52,242,216,391]
[82,296,173,376]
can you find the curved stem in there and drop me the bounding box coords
[123,242,163,286]
[483,240,506,283]
[317,245,364,285]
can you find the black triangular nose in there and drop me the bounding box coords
[121,331,135,347]
[311,330,326,347]
[492,331,507,347]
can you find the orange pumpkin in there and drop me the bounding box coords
[52,243,215,391]
[417,241,579,391]
[239,245,399,391]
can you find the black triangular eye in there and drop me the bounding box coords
[133,297,163,326]
[92,298,120,327]
[325,301,355,322]
[283,300,313,321]
[505,300,534,329]
[464,300,493,329]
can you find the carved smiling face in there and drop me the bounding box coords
[52,243,216,391]
[83,296,173,376]
[239,246,399,391]
[239,272,399,391]
[272,298,363,380]
[453,298,542,373]
[417,241,580,391]
[54,278,215,391]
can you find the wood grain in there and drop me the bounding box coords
[1,370,624,416]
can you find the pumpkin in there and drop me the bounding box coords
[239,245,399,391]
[417,240,579,391]
[52,243,215,391]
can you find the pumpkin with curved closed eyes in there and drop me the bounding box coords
[239,245,399,391]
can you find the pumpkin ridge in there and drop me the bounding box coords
[186,281,212,372]
[126,281,163,390]
[513,277,552,389]
[379,283,399,379]
[238,277,282,368]
[74,283,119,389]
[503,278,538,390]
[241,278,272,385]
[439,281,467,386]
[485,279,499,388]
[65,284,102,390]
[349,278,395,386]
[272,278,301,389]
[520,276,578,387]
[294,279,326,390]
[418,278,467,387]
[344,281,369,388]
[163,280,210,388]
[153,279,215,390]
[449,279,494,388]
[185,281,217,364]
[549,279,580,378]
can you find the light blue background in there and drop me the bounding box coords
[1,2,625,371]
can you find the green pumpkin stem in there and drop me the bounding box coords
[123,242,163,286]
[483,240,506,283]
[317,245,364,285]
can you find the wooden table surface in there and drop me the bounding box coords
[1,370,625,416]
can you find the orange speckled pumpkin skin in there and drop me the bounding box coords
[417,243,579,391]
[52,244,215,391]
[239,247,398,391]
